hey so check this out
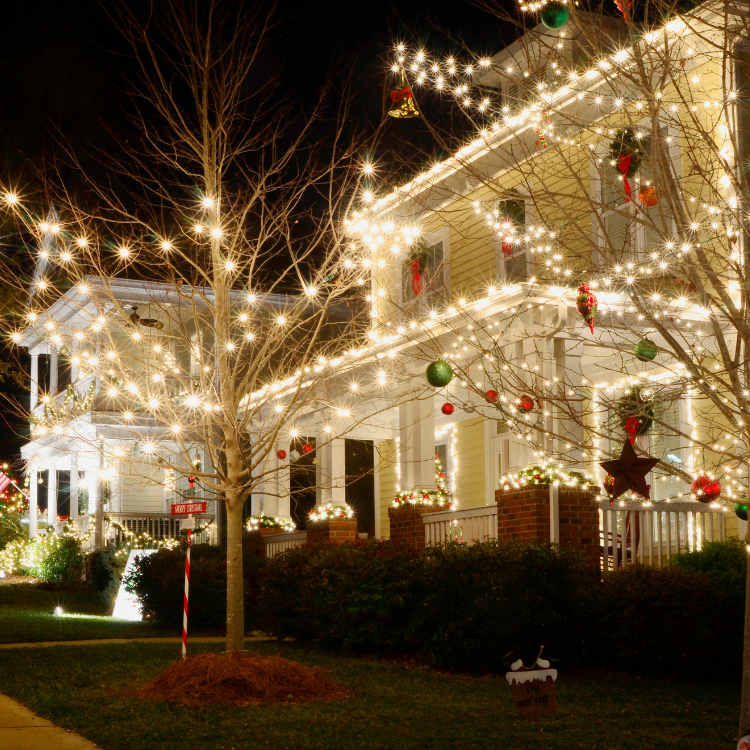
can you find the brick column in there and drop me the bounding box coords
[387,505,446,550]
[307,518,357,545]
[495,486,600,572]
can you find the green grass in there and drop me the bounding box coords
[0,583,170,642]
[0,641,739,750]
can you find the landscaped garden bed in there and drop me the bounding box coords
[0,641,738,750]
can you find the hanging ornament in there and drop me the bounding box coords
[735,503,748,521]
[519,394,535,412]
[388,72,419,119]
[426,359,454,388]
[276,449,287,460]
[441,403,455,416]
[691,474,721,503]
[540,1,570,28]
[634,338,658,362]
[599,440,659,501]
[485,389,499,403]
[576,283,597,334]
[638,185,658,207]
[302,444,313,454]
[289,450,301,461]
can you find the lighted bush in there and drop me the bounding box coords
[25,534,84,583]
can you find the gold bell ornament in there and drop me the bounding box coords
[388,73,419,119]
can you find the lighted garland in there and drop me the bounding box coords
[500,464,591,490]
[245,515,295,533]
[308,503,354,523]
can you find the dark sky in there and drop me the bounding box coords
[0,0,514,460]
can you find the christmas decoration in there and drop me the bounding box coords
[540,2,570,29]
[276,449,287,460]
[576,283,597,334]
[616,384,655,440]
[388,73,419,119]
[638,185,658,207]
[735,504,748,521]
[308,503,354,522]
[519,394,535,411]
[302,444,313,454]
[425,359,453,388]
[599,440,659,501]
[393,454,456,508]
[441,402,455,416]
[691,473,721,503]
[486,389,499,402]
[634,338,658,362]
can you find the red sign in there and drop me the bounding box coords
[171,501,208,516]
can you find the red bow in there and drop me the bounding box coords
[391,87,413,103]
[618,154,632,202]
[411,258,422,296]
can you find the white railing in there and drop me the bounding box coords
[264,530,308,557]
[598,500,726,573]
[423,505,499,545]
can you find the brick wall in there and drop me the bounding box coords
[387,505,447,550]
[495,486,600,572]
[307,518,357,545]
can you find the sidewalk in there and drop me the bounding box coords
[0,693,100,749]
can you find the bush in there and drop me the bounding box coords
[129,544,266,630]
[258,540,421,650]
[412,540,595,671]
[25,534,84,583]
[594,564,741,679]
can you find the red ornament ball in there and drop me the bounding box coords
[276,449,287,460]
[519,394,535,412]
[302,444,313,454]
[691,474,721,503]
[441,402,455,416]
[485,389,499,402]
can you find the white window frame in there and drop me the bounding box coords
[400,226,450,312]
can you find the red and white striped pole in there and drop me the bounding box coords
[181,515,192,660]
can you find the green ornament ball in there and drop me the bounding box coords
[736,503,748,521]
[540,2,570,29]
[426,359,454,388]
[634,338,658,362]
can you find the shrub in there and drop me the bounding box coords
[129,544,266,630]
[25,534,84,583]
[412,540,595,671]
[258,540,421,650]
[593,564,741,679]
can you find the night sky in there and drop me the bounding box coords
[0,0,514,461]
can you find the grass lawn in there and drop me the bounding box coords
[0,583,171,642]
[0,640,739,750]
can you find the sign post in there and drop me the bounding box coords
[171,501,207,659]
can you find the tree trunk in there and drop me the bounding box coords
[225,499,245,651]
[740,525,750,738]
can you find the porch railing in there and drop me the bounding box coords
[598,500,726,574]
[423,505,498,545]
[264,530,307,557]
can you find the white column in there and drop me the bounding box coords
[47,464,57,524]
[30,354,39,410]
[70,454,79,518]
[49,349,58,395]
[29,468,38,537]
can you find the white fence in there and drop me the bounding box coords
[264,530,308,557]
[598,501,726,574]
[423,505,498,545]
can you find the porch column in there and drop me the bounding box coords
[47,464,57,524]
[49,349,58,396]
[70,454,79,518]
[30,354,39,410]
[29,467,38,537]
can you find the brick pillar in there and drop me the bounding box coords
[243,527,284,556]
[307,518,357,545]
[387,505,446,550]
[495,486,600,572]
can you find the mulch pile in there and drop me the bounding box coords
[137,651,350,706]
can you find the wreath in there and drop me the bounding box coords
[615,384,655,438]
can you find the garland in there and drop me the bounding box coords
[246,515,295,533]
[500,464,591,490]
[308,503,354,523]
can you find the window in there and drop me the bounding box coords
[402,236,447,311]
[495,199,529,283]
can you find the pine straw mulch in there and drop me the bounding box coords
[136,651,350,707]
